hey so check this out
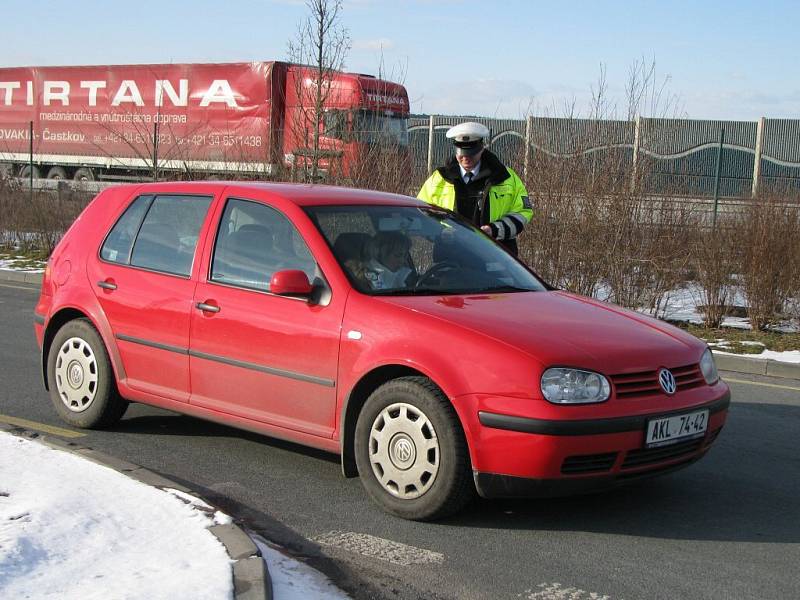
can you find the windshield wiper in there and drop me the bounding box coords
[473,285,537,293]
[372,287,442,296]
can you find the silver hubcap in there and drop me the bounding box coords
[369,403,440,499]
[55,337,98,412]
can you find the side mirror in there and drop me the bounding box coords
[270,269,313,297]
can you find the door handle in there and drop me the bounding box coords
[196,302,220,313]
[97,280,117,290]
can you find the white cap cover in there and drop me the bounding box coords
[445,122,490,144]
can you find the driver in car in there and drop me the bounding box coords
[364,231,414,290]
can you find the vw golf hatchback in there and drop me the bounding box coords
[34,182,730,520]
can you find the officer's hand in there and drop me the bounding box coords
[480,225,492,236]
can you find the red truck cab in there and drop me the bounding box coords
[281,64,410,176]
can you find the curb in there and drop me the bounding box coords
[713,351,800,381]
[4,268,797,381]
[0,423,272,600]
[0,268,43,285]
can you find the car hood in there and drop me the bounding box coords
[381,290,704,373]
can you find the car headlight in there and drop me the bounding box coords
[541,368,610,404]
[699,347,719,385]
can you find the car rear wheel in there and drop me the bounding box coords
[47,319,128,428]
[354,376,474,520]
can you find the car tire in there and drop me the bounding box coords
[46,319,128,429]
[354,376,474,520]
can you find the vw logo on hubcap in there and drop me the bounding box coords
[659,368,677,395]
[389,434,417,470]
[68,361,84,389]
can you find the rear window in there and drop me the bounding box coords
[101,194,212,277]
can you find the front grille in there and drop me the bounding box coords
[610,363,705,399]
[561,452,618,474]
[621,437,704,469]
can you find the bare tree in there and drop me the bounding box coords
[287,0,351,181]
[625,57,685,120]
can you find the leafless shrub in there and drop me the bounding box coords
[520,129,699,315]
[330,142,415,196]
[0,182,92,255]
[739,193,800,330]
[602,192,698,315]
[516,59,701,312]
[692,219,740,327]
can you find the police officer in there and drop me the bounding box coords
[417,122,532,255]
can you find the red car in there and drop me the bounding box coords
[34,182,730,520]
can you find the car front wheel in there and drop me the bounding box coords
[354,376,474,520]
[47,319,128,428]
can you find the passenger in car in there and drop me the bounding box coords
[363,231,414,290]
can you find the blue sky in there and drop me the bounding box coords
[4,0,797,120]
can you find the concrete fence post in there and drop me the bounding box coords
[523,115,533,182]
[427,115,435,175]
[631,115,641,192]
[752,116,765,198]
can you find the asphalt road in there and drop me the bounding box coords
[3,280,800,600]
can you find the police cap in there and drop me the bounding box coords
[446,122,489,156]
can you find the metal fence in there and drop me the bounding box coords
[409,115,800,198]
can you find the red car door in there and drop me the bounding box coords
[188,195,345,438]
[87,191,214,402]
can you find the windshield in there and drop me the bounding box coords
[306,205,546,296]
[353,111,409,146]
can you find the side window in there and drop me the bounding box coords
[323,109,347,139]
[211,198,316,292]
[128,195,212,276]
[100,195,153,264]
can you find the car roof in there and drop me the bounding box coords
[126,181,427,208]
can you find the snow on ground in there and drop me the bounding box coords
[0,431,349,599]
[0,258,44,272]
[253,537,350,600]
[713,349,800,364]
[650,283,799,333]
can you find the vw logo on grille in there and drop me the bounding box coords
[659,369,677,395]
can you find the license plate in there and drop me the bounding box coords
[645,409,709,448]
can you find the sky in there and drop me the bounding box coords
[2,0,798,121]
[0,431,349,599]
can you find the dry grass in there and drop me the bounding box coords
[680,323,800,353]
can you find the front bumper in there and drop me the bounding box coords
[458,388,730,498]
[473,445,709,499]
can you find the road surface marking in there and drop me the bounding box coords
[312,531,444,566]
[725,377,800,392]
[520,583,614,600]
[0,414,86,438]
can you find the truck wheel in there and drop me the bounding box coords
[19,165,41,179]
[46,319,128,429]
[73,168,95,182]
[354,376,474,520]
[47,166,68,180]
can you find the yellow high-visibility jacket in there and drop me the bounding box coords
[417,150,532,250]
